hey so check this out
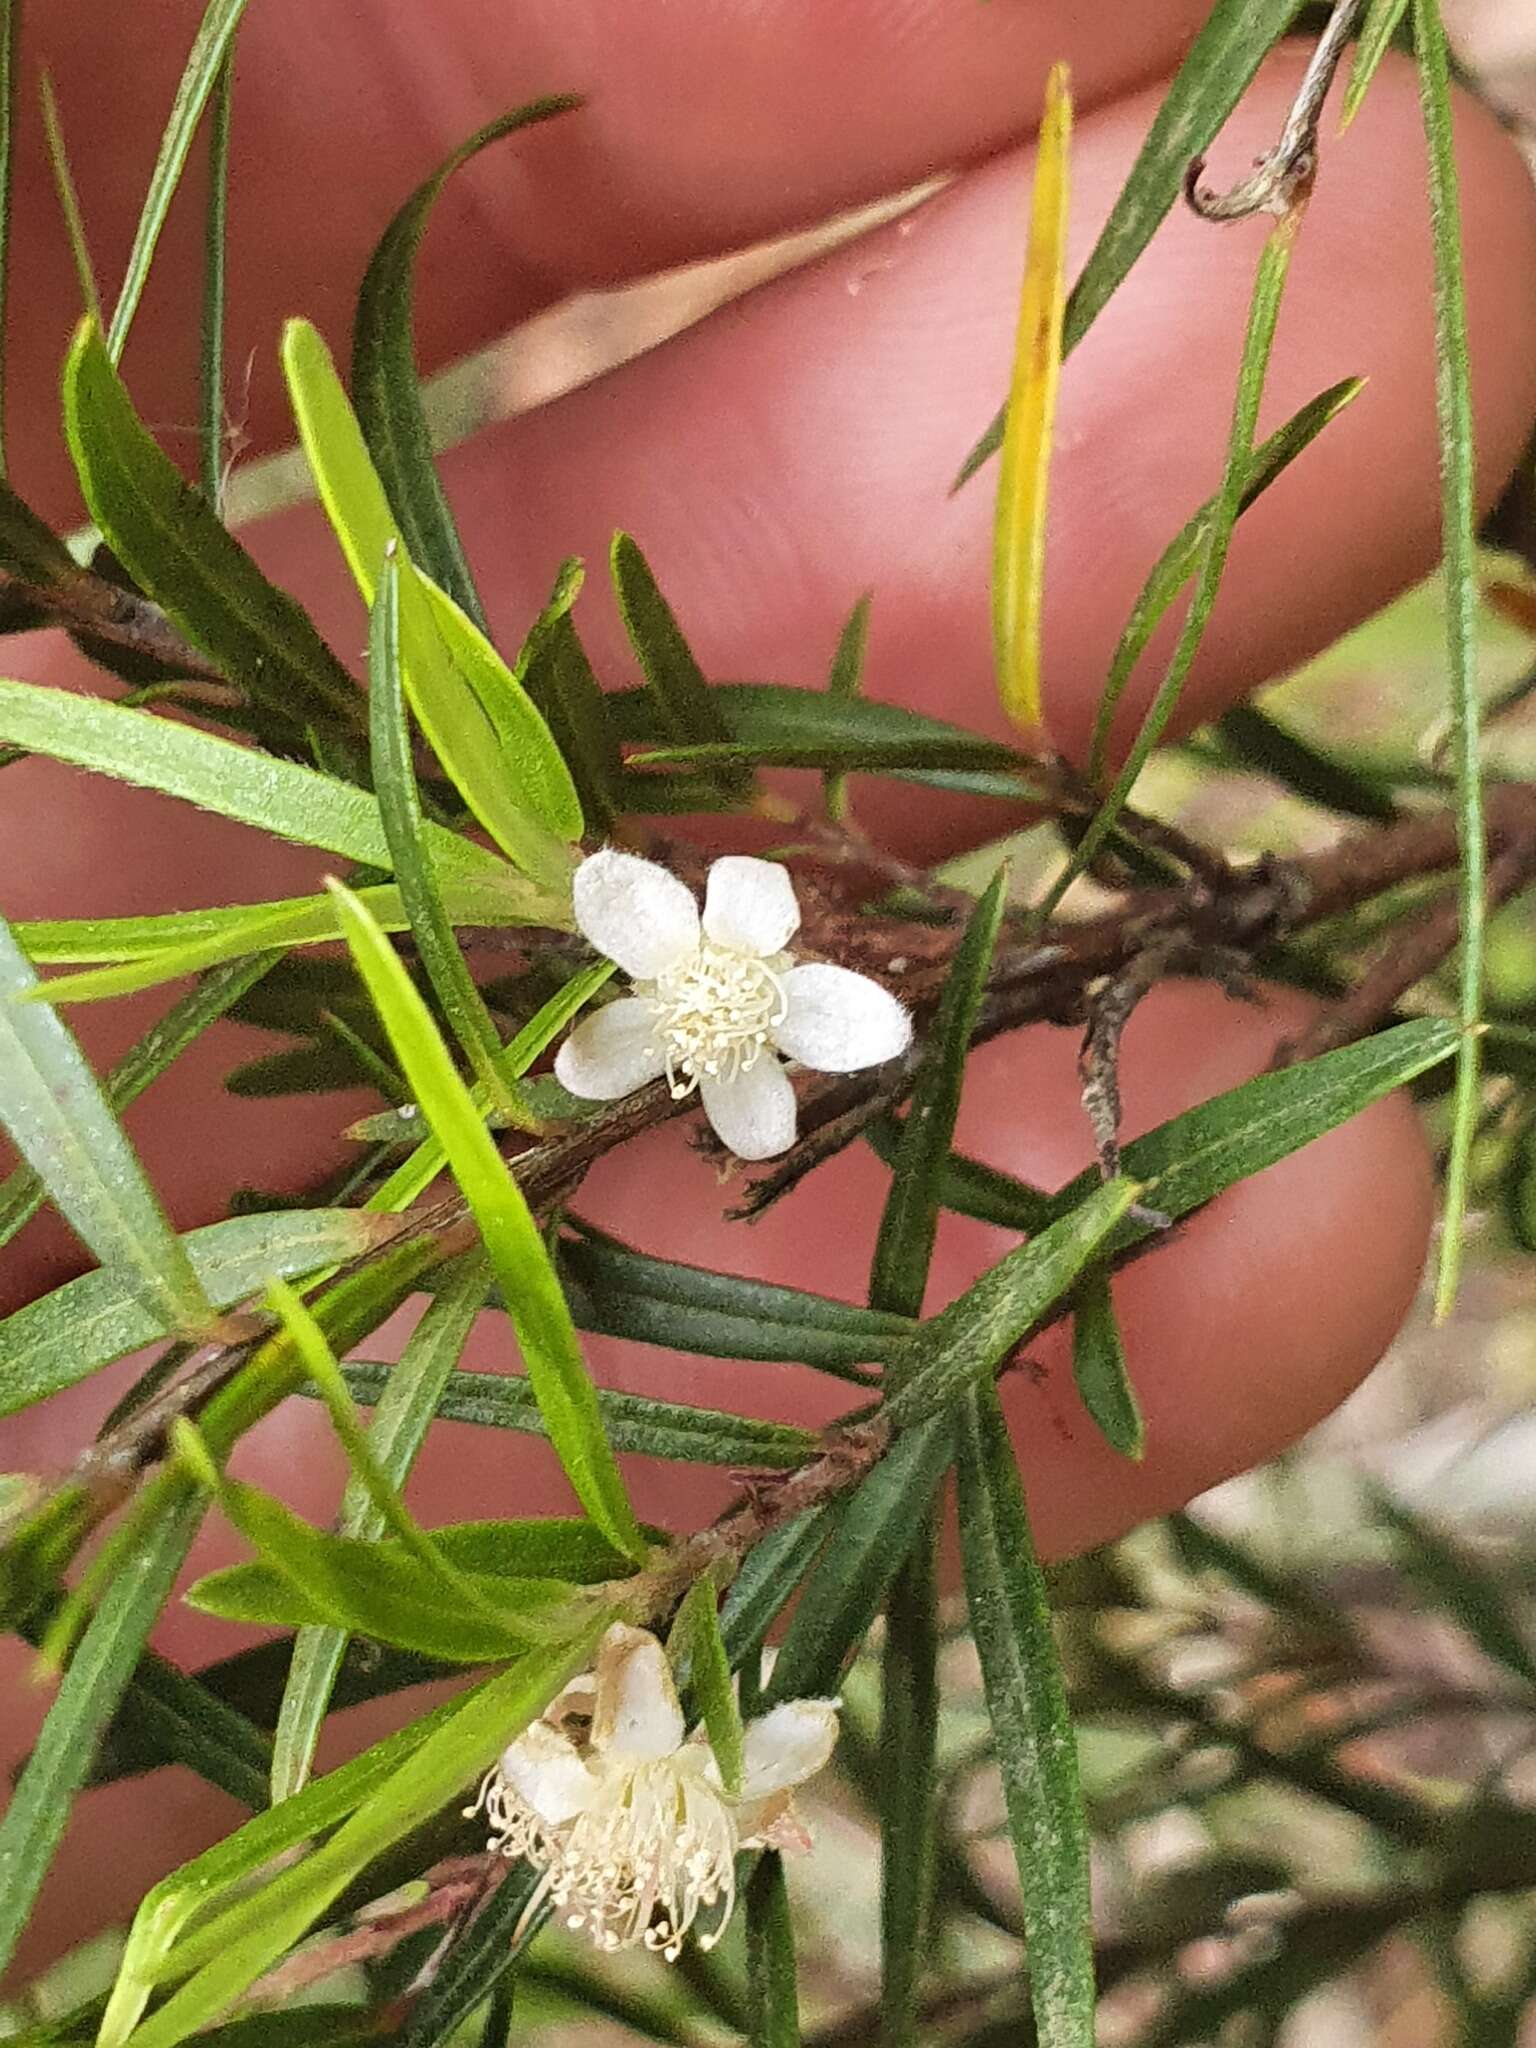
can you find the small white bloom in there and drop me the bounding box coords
[468,1622,838,1960]
[555,850,912,1160]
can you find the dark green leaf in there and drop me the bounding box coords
[197,41,234,505]
[1070,1266,1143,1459]
[718,1509,829,1675]
[1215,703,1400,823]
[352,96,580,625]
[519,563,622,833]
[63,317,359,729]
[957,1382,1094,2046]
[882,1178,1142,1431]
[865,1115,1054,1230]
[560,1228,907,1377]
[872,867,1008,1322]
[879,1522,939,2047]
[0,1493,203,1981]
[746,1855,800,2048]
[0,1208,395,1419]
[954,0,1308,484]
[766,1417,954,1705]
[0,911,212,1339]
[611,531,738,775]
[0,476,79,585]
[822,590,871,818]
[402,1862,545,2048]
[338,1360,818,1469]
[105,0,248,361]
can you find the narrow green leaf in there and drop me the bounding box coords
[561,1228,906,1378]
[520,574,622,834]
[872,868,1008,1322]
[98,1684,498,2048]
[329,880,645,1561]
[63,318,359,728]
[352,96,580,624]
[882,1177,1142,1432]
[0,678,517,887]
[104,0,248,361]
[865,1115,1055,1231]
[0,954,272,1252]
[0,911,211,1337]
[1070,1265,1143,1458]
[282,318,580,876]
[0,1208,395,1419]
[718,1508,829,1676]
[878,1522,939,2048]
[370,549,528,1120]
[957,1382,1094,2046]
[39,72,100,323]
[122,1633,606,2048]
[402,1862,545,2048]
[1342,0,1412,127]
[271,1253,488,1799]
[1215,702,1399,823]
[954,0,1307,485]
[766,1417,955,1705]
[675,1575,744,1795]
[0,473,80,587]
[1086,376,1366,784]
[822,589,872,819]
[338,1360,817,1470]
[0,1493,203,1983]
[746,1855,800,2048]
[75,1633,272,1806]
[1040,207,1301,923]
[1413,0,1484,1319]
[610,532,738,780]
[992,63,1070,732]
[920,1019,1459,1247]
[198,43,234,505]
[1374,1488,1536,1687]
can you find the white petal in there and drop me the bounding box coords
[498,1720,597,1825]
[554,998,666,1100]
[700,1057,796,1161]
[772,963,911,1073]
[738,1700,840,1801]
[590,1624,686,1759]
[572,848,699,980]
[702,855,800,958]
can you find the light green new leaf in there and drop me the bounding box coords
[370,550,532,1121]
[105,0,248,360]
[957,1382,1094,2046]
[271,1254,488,1799]
[330,880,646,1561]
[1413,0,1484,1319]
[1342,0,1411,128]
[0,955,273,1252]
[674,1576,743,1796]
[63,318,358,730]
[352,95,580,625]
[0,1207,395,1419]
[282,318,581,877]
[118,1631,606,2048]
[0,912,211,1340]
[955,0,1307,484]
[0,676,512,883]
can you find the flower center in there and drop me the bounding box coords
[474,1754,737,1961]
[646,943,787,1098]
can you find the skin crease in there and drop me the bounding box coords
[0,0,1532,1986]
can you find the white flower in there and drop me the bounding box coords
[468,1622,838,1960]
[554,849,912,1160]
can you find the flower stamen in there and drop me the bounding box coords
[643,942,789,1099]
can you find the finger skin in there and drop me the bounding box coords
[15,0,1214,519]
[0,979,1433,1986]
